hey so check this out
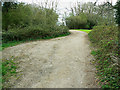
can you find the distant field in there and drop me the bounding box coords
[74,29,92,33]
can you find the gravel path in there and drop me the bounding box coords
[3,30,98,88]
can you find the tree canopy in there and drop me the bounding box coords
[115,0,120,26]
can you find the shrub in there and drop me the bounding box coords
[88,25,119,88]
[2,57,18,88]
[2,2,70,43]
[65,13,98,29]
[2,25,69,43]
[65,14,88,29]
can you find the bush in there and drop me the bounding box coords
[89,25,118,47]
[88,25,119,88]
[65,14,88,29]
[2,3,33,30]
[2,25,69,43]
[2,2,70,43]
[65,13,98,29]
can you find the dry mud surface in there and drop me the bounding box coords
[3,30,98,88]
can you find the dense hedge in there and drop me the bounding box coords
[2,2,70,43]
[2,25,69,43]
[88,25,120,88]
[65,13,97,29]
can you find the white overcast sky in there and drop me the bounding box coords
[18,0,118,6]
[18,0,117,13]
[18,0,117,4]
[17,0,118,23]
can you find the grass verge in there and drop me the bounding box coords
[73,29,91,33]
[2,56,19,88]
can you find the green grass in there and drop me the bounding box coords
[2,56,18,88]
[2,32,70,50]
[73,29,92,33]
[2,41,24,50]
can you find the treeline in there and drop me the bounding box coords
[2,1,69,43]
[65,2,115,29]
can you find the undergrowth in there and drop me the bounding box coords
[88,25,120,88]
[2,56,19,88]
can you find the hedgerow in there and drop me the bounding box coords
[2,2,70,43]
[88,25,120,88]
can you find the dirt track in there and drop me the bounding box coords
[3,30,98,88]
